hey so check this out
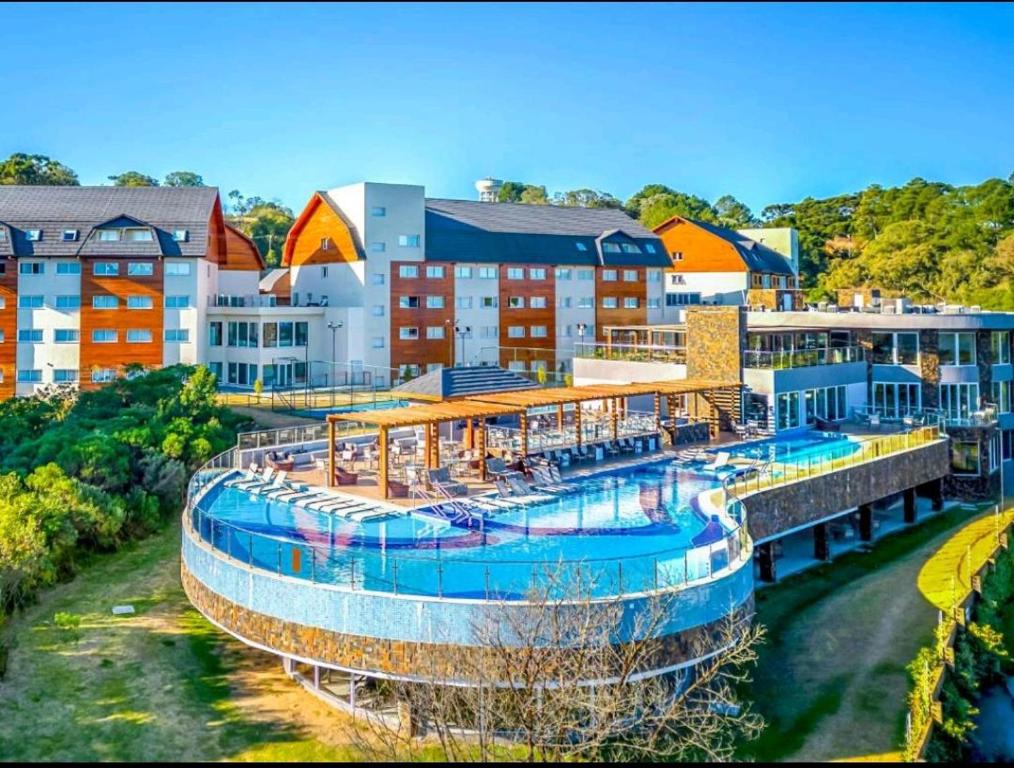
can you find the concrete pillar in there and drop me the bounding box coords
[904,487,917,524]
[859,504,873,541]
[398,695,420,737]
[813,523,830,561]
[758,542,776,583]
[931,477,944,511]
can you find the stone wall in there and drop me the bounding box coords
[745,289,803,311]
[943,424,999,500]
[182,562,754,684]
[919,330,941,409]
[742,439,951,541]
[685,306,745,426]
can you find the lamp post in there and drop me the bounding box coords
[576,322,587,358]
[327,320,342,406]
[455,321,471,368]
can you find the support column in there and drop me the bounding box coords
[423,422,432,470]
[464,418,473,450]
[432,422,440,468]
[575,405,583,448]
[668,394,676,422]
[813,523,830,561]
[379,425,389,499]
[477,420,487,480]
[904,487,917,524]
[556,403,564,431]
[931,477,944,511]
[327,418,336,488]
[610,398,619,441]
[709,395,718,439]
[758,542,776,583]
[653,392,661,434]
[519,411,528,458]
[859,503,873,542]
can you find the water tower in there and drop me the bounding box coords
[475,177,503,203]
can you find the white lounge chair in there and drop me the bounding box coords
[233,466,276,491]
[225,464,260,488]
[702,452,731,471]
[260,471,292,498]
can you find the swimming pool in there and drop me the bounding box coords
[191,429,859,601]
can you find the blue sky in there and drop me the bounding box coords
[3,2,1012,214]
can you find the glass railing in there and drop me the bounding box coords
[851,405,996,428]
[574,342,687,364]
[743,345,864,369]
[485,412,661,454]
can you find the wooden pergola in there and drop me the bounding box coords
[327,401,523,498]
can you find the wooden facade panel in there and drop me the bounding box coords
[205,200,228,267]
[389,261,454,371]
[78,257,164,389]
[0,258,16,398]
[223,224,266,271]
[654,217,745,273]
[498,264,556,369]
[285,194,360,267]
[594,267,647,341]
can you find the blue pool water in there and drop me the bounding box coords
[193,429,858,599]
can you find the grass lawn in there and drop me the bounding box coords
[739,505,987,763]
[0,520,376,762]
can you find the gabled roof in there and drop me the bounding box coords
[656,216,795,276]
[424,198,671,267]
[0,185,220,258]
[282,191,364,266]
[392,366,538,401]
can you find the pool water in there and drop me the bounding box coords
[194,429,859,599]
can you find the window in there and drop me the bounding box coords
[993,380,1011,413]
[455,266,472,279]
[776,391,800,430]
[872,382,921,418]
[530,296,547,309]
[0,298,3,310]
[666,292,702,306]
[371,206,386,217]
[17,369,42,383]
[813,384,849,420]
[18,329,43,342]
[601,269,618,281]
[54,329,79,343]
[123,228,153,242]
[164,329,189,343]
[647,269,661,282]
[127,262,154,276]
[602,242,621,254]
[226,363,258,387]
[624,297,639,309]
[577,269,594,280]
[529,268,546,280]
[92,330,118,343]
[227,322,259,348]
[399,296,420,309]
[939,332,976,366]
[530,325,548,338]
[602,297,618,309]
[398,234,421,247]
[56,295,80,309]
[278,322,293,347]
[871,332,919,365]
[558,296,572,308]
[508,296,525,309]
[951,441,980,475]
[97,228,121,242]
[371,242,386,253]
[645,243,657,254]
[372,336,385,348]
[93,262,119,276]
[92,295,118,309]
[671,251,684,261]
[56,262,80,275]
[623,269,638,281]
[62,229,78,241]
[209,322,223,347]
[481,326,498,339]
[164,262,192,276]
[621,243,641,254]
[295,322,309,347]
[577,297,594,309]
[165,295,190,308]
[479,267,498,279]
[19,295,43,308]
[371,304,385,316]
[399,265,419,279]
[173,229,188,242]
[262,322,277,348]
[26,230,41,242]
[939,383,980,419]
[426,265,445,279]
[399,364,421,379]
[321,265,329,278]
[993,332,1011,364]
[20,262,43,275]
[127,329,153,343]
[575,242,588,252]
[507,326,525,338]
[53,369,78,383]
[455,296,473,309]
[648,298,661,309]
[399,327,419,340]
[91,368,117,383]
[320,237,330,251]
[127,295,154,309]
[555,268,571,280]
[370,273,385,285]
[480,296,498,308]
[425,295,445,309]
[507,268,524,280]
[426,326,445,340]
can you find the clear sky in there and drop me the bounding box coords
[3,2,1013,214]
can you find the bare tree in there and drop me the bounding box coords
[347,565,764,762]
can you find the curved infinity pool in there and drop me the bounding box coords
[191,430,859,601]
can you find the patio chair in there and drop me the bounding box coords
[335,466,359,485]
[259,470,291,498]
[604,441,621,457]
[494,477,541,506]
[528,464,570,493]
[575,445,592,463]
[545,462,577,490]
[485,456,509,478]
[505,473,554,503]
[702,452,731,472]
[238,466,278,491]
[226,463,262,488]
[428,467,468,497]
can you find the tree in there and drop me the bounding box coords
[498,181,526,202]
[714,195,757,228]
[108,171,159,187]
[520,185,549,205]
[637,192,720,229]
[0,153,79,185]
[163,171,205,187]
[553,188,622,209]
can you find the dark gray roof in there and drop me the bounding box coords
[424,198,671,267]
[688,218,795,276]
[0,185,220,258]
[393,366,537,400]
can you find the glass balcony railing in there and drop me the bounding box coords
[573,341,687,364]
[742,345,865,370]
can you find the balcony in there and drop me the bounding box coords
[743,345,864,370]
[573,341,687,364]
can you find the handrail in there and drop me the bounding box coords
[742,345,864,369]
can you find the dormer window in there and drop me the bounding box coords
[98,229,121,242]
[26,229,41,242]
[173,229,188,242]
[575,242,588,251]
[321,237,331,251]
[644,243,657,254]
[62,229,78,242]
[123,228,153,242]
[601,242,621,253]
[0,229,6,241]
[620,243,642,254]
[672,251,684,261]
